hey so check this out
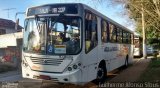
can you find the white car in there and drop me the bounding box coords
[147,47,159,56]
[147,47,155,55]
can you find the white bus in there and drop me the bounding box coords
[134,34,143,57]
[22,3,134,84]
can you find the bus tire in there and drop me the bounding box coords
[97,61,107,84]
[124,55,129,67]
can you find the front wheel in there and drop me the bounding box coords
[97,64,107,84]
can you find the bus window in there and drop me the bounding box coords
[85,11,98,53]
[131,34,134,44]
[101,20,108,43]
[123,31,130,44]
[109,24,117,43]
[122,31,127,44]
[127,33,131,44]
[117,28,122,43]
[134,40,140,48]
[125,32,130,44]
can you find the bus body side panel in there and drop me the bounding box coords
[81,43,98,82]
[103,43,132,72]
[104,43,120,72]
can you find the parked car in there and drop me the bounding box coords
[147,47,154,55]
[147,47,158,56]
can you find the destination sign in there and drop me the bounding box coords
[27,4,78,16]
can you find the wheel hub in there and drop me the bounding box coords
[97,68,104,79]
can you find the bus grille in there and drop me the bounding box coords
[31,58,63,66]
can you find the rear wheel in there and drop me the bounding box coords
[97,62,107,84]
[124,55,129,67]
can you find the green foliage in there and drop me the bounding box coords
[112,0,160,48]
[138,58,160,81]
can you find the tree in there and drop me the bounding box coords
[77,0,160,49]
[110,0,160,49]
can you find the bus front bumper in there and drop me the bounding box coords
[22,65,82,83]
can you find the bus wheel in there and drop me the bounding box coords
[97,62,106,84]
[124,55,129,67]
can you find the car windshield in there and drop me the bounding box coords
[23,16,81,55]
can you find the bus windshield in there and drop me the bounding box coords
[23,17,81,55]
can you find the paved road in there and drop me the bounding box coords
[0,74,22,82]
[109,58,151,82]
[0,71,43,88]
[0,70,22,82]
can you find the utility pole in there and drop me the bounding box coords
[15,12,25,20]
[2,8,16,18]
[15,12,25,30]
[141,0,147,59]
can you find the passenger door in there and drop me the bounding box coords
[82,11,98,82]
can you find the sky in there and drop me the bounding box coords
[0,0,135,31]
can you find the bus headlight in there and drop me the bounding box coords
[73,64,78,69]
[78,62,81,66]
[22,60,28,67]
[68,67,72,71]
[24,63,28,67]
[67,62,81,71]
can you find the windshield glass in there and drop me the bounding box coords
[23,17,81,55]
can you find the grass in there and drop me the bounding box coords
[138,56,160,82]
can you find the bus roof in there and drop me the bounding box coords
[26,3,134,34]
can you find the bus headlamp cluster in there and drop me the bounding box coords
[73,64,78,69]
[67,62,81,71]
[22,60,28,67]
[68,67,72,71]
